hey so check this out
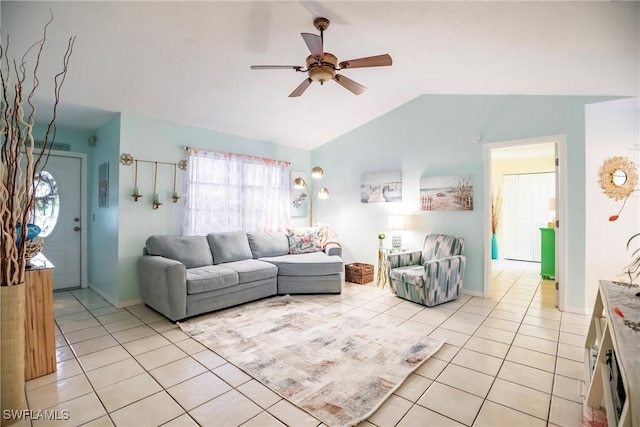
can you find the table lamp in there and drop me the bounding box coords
[388,215,406,249]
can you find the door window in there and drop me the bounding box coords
[32,171,60,237]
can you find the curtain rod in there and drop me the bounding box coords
[183,146,290,165]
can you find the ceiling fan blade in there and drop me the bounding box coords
[333,74,367,95]
[289,78,313,97]
[301,33,324,58]
[250,65,302,70]
[339,54,392,69]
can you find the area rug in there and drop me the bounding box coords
[179,295,444,427]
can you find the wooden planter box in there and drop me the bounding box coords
[345,263,374,284]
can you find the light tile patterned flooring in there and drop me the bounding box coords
[23,260,591,426]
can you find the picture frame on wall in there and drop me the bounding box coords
[98,162,109,208]
[290,171,308,217]
[420,175,473,211]
[361,171,402,203]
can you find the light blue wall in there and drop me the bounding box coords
[88,114,121,303]
[32,124,93,155]
[116,113,310,304]
[312,95,617,310]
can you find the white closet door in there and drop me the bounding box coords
[503,172,555,262]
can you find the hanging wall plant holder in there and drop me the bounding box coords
[119,153,187,209]
[171,164,180,203]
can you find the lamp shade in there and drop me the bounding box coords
[388,215,406,230]
[311,166,324,179]
[318,187,329,199]
[293,177,306,189]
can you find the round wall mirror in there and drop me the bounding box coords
[612,170,628,186]
[599,156,638,201]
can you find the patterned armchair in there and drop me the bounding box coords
[386,234,466,307]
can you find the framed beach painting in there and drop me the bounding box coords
[98,162,109,208]
[361,171,402,203]
[420,175,473,211]
[290,171,308,217]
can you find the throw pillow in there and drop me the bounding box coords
[287,227,323,254]
[145,236,213,269]
[247,232,289,258]
[315,223,342,248]
[207,231,253,264]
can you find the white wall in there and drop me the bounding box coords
[585,97,640,311]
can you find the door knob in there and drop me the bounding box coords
[74,226,81,232]
[74,218,80,222]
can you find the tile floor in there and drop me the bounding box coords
[22,260,593,426]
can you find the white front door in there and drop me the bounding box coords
[34,154,83,289]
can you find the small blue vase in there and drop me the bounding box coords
[491,233,498,259]
[16,223,41,245]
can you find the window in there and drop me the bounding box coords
[183,149,290,235]
[32,170,60,237]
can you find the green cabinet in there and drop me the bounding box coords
[540,227,555,279]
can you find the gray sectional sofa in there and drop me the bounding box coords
[137,230,343,321]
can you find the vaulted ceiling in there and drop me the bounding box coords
[2,1,638,149]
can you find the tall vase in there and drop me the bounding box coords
[491,233,498,260]
[1,283,27,426]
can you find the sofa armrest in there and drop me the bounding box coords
[137,255,187,322]
[386,250,423,279]
[324,243,342,257]
[387,250,422,269]
[423,255,466,292]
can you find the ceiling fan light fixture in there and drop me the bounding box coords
[306,53,337,84]
[250,17,392,97]
[309,67,334,84]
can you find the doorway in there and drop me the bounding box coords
[33,152,88,290]
[502,171,555,262]
[484,135,566,311]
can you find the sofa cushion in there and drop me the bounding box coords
[207,231,253,264]
[389,265,426,288]
[247,232,289,258]
[286,227,324,254]
[259,252,343,276]
[223,259,278,283]
[146,235,213,269]
[186,265,239,295]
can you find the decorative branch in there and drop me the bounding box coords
[0,12,74,286]
[491,187,502,234]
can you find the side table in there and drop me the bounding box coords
[24,254,56,380]
[377,247,411,287]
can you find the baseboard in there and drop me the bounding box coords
[88,284,143,309]
[561,305,592,315]
[117,298,144,309]
[461,288,484,297]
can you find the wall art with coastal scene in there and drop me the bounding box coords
[361,171,402,203]
[290,171,308,217]
[420,175,473,211]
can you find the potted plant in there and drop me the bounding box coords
[625,233,639,285]
[1,15,74,423]
[491,188,502,259]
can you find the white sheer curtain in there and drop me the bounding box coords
[183,148,291,235]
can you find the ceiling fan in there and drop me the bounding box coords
[250,17,392,97]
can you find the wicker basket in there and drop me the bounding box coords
[25,237,44,259]
[345,263,374,284]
